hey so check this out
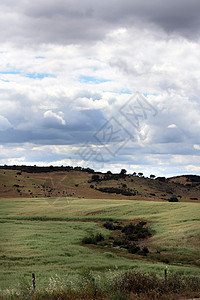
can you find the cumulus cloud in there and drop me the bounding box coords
[43,110,66,126]
[0,115,12,131]
[0,1,200,176]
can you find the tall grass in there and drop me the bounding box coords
[0,270,199,299]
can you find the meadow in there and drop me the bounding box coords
[0,196,200,294]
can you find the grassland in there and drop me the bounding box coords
[0,196,200,292]
[0,169,199,202]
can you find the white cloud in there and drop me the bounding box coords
[186,165,200,173]
[194,144,200,150]
[0,2,200,176]
[43,110,66,126]
[73,97,108,111]
[0,115,12,130]
[168,124,177,128]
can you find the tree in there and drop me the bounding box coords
[132,172,137,176]
[107,171,112,175]
[156,177,166,182]
[104,171,112,180]
[150,174,156,179]
[91,174,100,182]
[120,169,127,177]
[138,172,143,177]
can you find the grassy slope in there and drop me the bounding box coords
[0,197,200,289]
[0,169,199,202]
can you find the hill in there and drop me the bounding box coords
[0,165,199,202]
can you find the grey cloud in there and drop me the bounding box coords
[1,0,200,45]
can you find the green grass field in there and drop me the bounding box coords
[0,197,200,290]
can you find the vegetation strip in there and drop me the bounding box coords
[82,220,151,256]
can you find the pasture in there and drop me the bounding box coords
[0,197,200,290]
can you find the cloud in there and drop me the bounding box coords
[0,115,12,131]
[168,124,177,128]
[194,144,200,150]
[0,0,200,47]
[186,165,200,173]
[0,1,200,177]
[43,110,66,126]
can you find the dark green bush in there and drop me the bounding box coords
[82,233,104,245]
[95,233,104,242]
[168,196,179,202]
[82,234,97,245]
[103,221,122,230]
[142,246,149,255]
[128,244,140,254]
[113,236,129,247]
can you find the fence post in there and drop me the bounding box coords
[164,266,167,282]
[32,273,36,291]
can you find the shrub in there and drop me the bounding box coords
[82,233,104,245]
[168,196,179,202]
[103,221,114,230]
[95,233,104,242]
[156,176,166,182]
[113,236,129,247]
[142,246,149,255]
[128,244,140,254]
[103,221,122,230]
[82,234,97,245]
[91,174,100,182]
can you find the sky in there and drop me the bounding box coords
[0,0,200,177]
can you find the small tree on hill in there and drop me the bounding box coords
[91,174,100,182]
[120,169,127,177]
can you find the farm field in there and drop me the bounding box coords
[0,196,200,291]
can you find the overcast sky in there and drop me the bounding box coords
[0,0,200,177]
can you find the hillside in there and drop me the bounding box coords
[0,166,199,202]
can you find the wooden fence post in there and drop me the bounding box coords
[32,273,36,291]
[164,266,167,282]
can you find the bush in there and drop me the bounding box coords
[103,221,114,230]
[142,246,149,255]
[95,233,104,242]
[97,187,136,196]
[168,196,179,202]
[82,233,104,245]
[113,236,129,247]
[82,235,97,245]
[91,174,100,182]
[103,221,122,230]
[128,244,140,254]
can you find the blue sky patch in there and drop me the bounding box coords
[79,75,111,84]
[119,88,132,94]
[0,70,56,79]
[25,73,56,79]
[35,56,45,59]
[0,78,10,82]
